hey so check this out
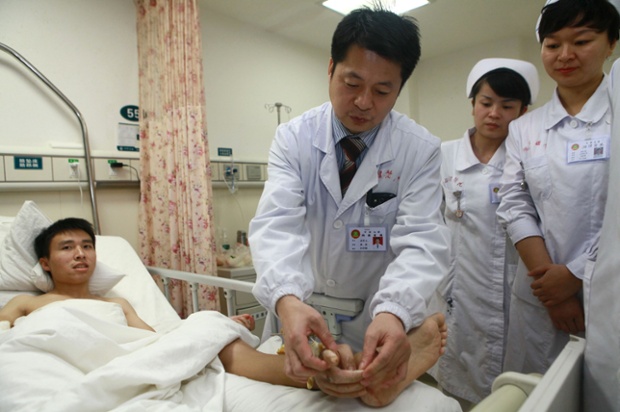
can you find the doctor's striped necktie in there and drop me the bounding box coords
[339,136,366,195]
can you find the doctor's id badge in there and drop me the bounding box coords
[567,136,610,164]
[346,225,388,252]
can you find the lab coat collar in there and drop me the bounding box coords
[455,127,505,172]
[314,104,395,215]
[543,74,610,130]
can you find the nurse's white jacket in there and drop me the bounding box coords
[497,77,611,374]
[249,102,450,348]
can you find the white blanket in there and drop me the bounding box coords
[0,299,258,412]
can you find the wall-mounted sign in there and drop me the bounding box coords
[120,105,140,122]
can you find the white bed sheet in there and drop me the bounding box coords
[0,229,461,411]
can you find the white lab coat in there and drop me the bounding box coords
[432,130,518,403]
[249,102,450,350]
[497,77,611,374]
[584,59,620,412]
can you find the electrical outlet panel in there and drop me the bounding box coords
[92,158,135,181]
[52,157,87,182]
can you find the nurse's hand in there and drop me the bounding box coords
[529,264,582,307]
[358,313,410,389]
[314,344,366,397]
[546,295,585,334]
[276,295,338,384]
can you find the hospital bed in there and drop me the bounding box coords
[0,201,461,412]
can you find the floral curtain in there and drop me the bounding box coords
[135,0,219,316]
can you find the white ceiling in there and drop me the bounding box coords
[199,0,545,60]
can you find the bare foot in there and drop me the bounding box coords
[360,312,446,407]
[231,314,255,331]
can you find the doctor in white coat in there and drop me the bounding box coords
[583,58,620,412]
[249,6,450,404]
[433,58,538,407]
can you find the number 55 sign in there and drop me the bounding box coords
[120,105,140,122]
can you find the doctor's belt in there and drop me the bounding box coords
[306,294,364,340]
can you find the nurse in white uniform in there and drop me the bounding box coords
[433,59,538,407]
[497,0,619,375]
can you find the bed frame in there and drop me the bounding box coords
[471,335,585,412]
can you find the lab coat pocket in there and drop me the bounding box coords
[365,197,398,225]
[522,155,552,202]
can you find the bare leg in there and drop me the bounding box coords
[360,312,447,407]
[219,338,305,388]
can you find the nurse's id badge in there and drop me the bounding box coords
[567,136,610,164]
[346,225,388,252]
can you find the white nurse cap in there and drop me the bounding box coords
[536,0,620,42]
[466,58,540,105]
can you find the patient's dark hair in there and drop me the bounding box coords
[538,0,620,44]
[330,6,421,90]
[34,218,96,259]
[469,68,532,109]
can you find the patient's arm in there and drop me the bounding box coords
[0,295,30,326]
[219,338,306,388]
[109,297,155,332]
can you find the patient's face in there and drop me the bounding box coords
[39,229,96,285]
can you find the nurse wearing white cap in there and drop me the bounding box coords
[497,0,619,379]
[431,58,538,408]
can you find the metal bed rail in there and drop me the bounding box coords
[146,266,255,318]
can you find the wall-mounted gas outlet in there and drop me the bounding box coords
[223,164,239,183]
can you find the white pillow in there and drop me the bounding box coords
[0,201,52,291]
[0,216,14,250]
[32,260,126,294]
[0,201,125,294]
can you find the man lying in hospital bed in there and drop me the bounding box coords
[0,201,461,412]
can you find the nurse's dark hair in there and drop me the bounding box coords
[34,217,96,260]
[330,6,421,91]
[538,0,620,44]
[469,68,532,108]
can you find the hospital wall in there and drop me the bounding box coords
[0,1,615,255]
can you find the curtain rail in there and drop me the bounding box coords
[0,42,101,234]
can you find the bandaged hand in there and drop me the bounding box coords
[312,343,366,398]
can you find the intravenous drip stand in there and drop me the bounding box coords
[265,102,292,125]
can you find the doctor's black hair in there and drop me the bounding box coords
[34,217,96,260]
[469,68,532,109]
[330,6,421,91]
[538,0,620,44]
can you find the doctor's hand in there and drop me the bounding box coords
[546,295,585,334]
[358,313,410,389]
[529,264,582,307]
[276,295,338,384]
[314,344,366,398]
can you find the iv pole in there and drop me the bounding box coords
[265,102,292,125]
